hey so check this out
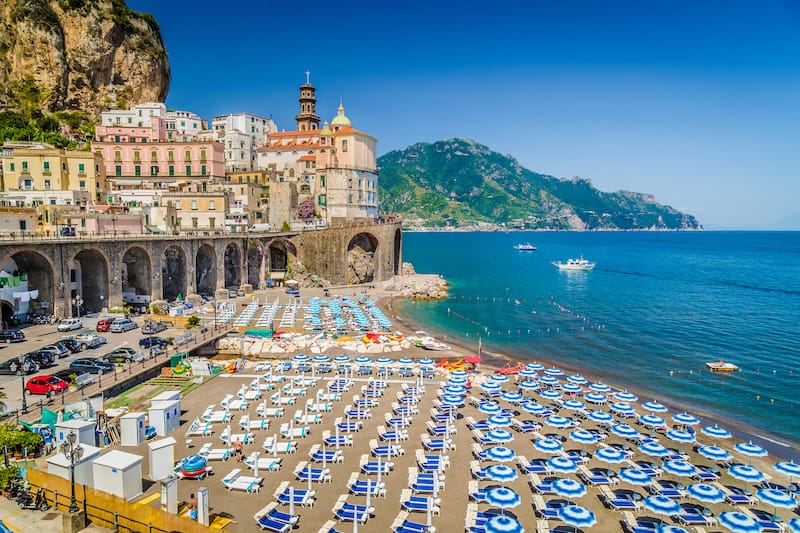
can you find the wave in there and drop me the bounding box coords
[715,279,800,296]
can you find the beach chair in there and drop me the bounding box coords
[400,489,440,515]
[532,494,559,520]
[360,454,394,474]
[332,496,372,523]
[244,452,282,472]
[240,414,270,431]
[468,480,487,502]
[309,445,344,464]
[273,481,316,507]
[599,486,642,511]
[744,508,783,532]
[253,515,291,533]
[228,473,264,493]
[220,426,256,445]
[279,423,310,438]
[379,425,410,442]
[294,462,331,483]
[185,417,213,437]
[261,436,298,454]
[253,502,299,528]
[347,473,387,497]
[197,442,232,461]
[422,435,454,452]
[202,409,233,424]
[370,439,404,457]
[294,410,323,424]
[717,483,758,505]
[648,479,685,499]
[578,464,616,486]
[391,511,429,533]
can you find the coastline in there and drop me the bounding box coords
[385,294,800,462]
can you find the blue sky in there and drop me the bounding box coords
[129,0,800,229]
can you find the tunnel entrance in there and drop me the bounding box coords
[268,239,296,273]
[195,244,216,298]
[223,243,241,289]
[347,232,378,284]
[162,245,186,301]
[73,249,109,315]
[247,245,262,288]
[121,246,152,298]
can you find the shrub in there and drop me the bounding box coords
[0,467,20,490]
[185,316,200,329]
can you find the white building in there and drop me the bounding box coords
[100,103,206,141]
[210,113,277,172]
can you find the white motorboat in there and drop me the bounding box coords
[552,257,596,271]
[514,243,537,251]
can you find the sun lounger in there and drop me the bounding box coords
[240,414,270,431]
[279,423,310,438]
[391,511,430,533]
[470,460,487,479]
[255,401,285,417]
[254,515,291,533]
[269,393,297,406]
[716,483,758,505]
[318,392,342,402]
[578,464,617,486]
[198,442,232,461]
[360,455,394,474]
[422,435,454,452]
[261,437,297,454]
[201,409,233,424]
[294,410,323,424]
[220,426,256,445]
[518,456,550,474]
[347,473,387,497]
[185,417,213,437]
[676,512,714,527]
[237,385,262,401]
[253,502,298,527]
[471,443,487,460]
[468,480,487,502]
[244,452,282,472]
[379,425,409,442]
[306,401,333,412]
[599,486,642,510]
[532,494,559,520]
[332,496,373,523]
[370,439,404,457]
[648,479,685,499]
[221,468,263,493]
[274,481,316,507]
[337,418,364,432]
[400,489,440,514]
[309,445,344,464]
[743,508,782,532]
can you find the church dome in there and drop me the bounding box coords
[320,121,333,136]
[331,100,351,127]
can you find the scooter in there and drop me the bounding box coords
[17,487,49,511]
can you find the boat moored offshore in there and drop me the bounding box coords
[514,243,537,251]
[552,257,596,271]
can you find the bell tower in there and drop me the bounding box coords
[295,70,320,131]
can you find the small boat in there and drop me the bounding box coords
[706,360,740,372]
[515,243,537,251]
[422,339,450,351]
[552,257,596,271]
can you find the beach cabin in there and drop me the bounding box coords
[152,391,181,410]
[120,413,146,446]
[55,419,96,447]
[147,437,176,481]
[148,399,180,436]
[47,444,101,487]
[92,450,143,501]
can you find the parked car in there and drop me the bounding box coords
[69,358,115,375]
[0,330,25,343]
[96,318,114,332]
[72,332,107,349]
[102,347,145,363]
[109,318,137,333]
[40,343,70,359]
[24,375,68,396]
[55,339,84,354]
[57,318,83,332]
[142,321,170,334]
[138,337,169,348]
[0,356,38,375]
[25,350,57,368]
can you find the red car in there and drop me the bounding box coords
[24,375,68,396]
[96,318,114,332]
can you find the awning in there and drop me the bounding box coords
[113,179,142,186]
[270,272,286,280]
[145,225,165,234]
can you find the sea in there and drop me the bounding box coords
[398,231,800,451]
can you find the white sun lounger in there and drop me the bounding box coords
[185,417,213,437]
[244,452,282,471]
[198,442,232,461]
[221,468,263,493]
[262,437,297,454]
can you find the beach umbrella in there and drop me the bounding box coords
[501,391,524,404]
[545,367,564,376]
[717,511,764,533]
[518,381,539,392]
[293,353,310,362]
[611,424,640,439]
[639,441,670,457]
[788,518,800,533]
[418,358,435,366]
[639,415,666,429]
[662,460,697,478]
[490,374,510,383]
[588,410,614,423]
[484,486,521,510]
[609,402,635,416]
[527,362,545,371]
[486,429,514,444]
[482,514,525,533]
[615,390,638,402]
[518,368,538,380]
[584,392,607,404]
[568,374,588,385]
[375,357,393,366]
[665,429,695,444]
[334,354,350,363]
[451,369,469,378]
[774,460,800,482]
[545,415,573,429]
[697,445,733,463]
[643,400,668,413]
[313,354,330,363]
[547,456,579,474]
[521,401,548,415]
[594,447,627,464]
[558,505,596,529]
[562,399,586,411]
[448,377,468,386]
[687,483,725,504]
[551,478,587,498]
[479,402,503,415]
[441,394,465,407]
[643,494,682,517]
[728,464,765,483]
[443,385,467,395]
[672,412,700,426]
[481,381,502,394]
[619,468,653,486]
[397,357,414,365]
[538,375,560,386]
[589,382,611,392]
[487,415,513,428]
[701,424,732,442]
[756,488,796,511]
[540,389,562,401]
[484,464,518,484]
[569,430,598,445]
[561,383,583,394]
[734,441,767,464]
[484,446,517,463]
[660,527,690,533]
[534,438,563,454]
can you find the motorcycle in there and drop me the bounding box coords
[6,478,26,501]
[17,487,49,511]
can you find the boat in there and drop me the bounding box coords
[706,360,740,372]
[552,257,596,271]
[514,243,537,251]
[422,339,451,351]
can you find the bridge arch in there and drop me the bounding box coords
[0,249,55,320]
[223,242,241,289]
[195,243,216,298]
[121,246,152,301]
[72,248,110,315]
[162,245,187,301]
[247,241,264,288]
[347,232,379,284]
[267,238,297,274]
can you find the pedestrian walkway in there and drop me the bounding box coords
[0,496,111,533]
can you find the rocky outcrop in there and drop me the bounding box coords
[380,273,449,300]
[0,0,170,116]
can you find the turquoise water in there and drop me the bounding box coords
[400,231,800,446]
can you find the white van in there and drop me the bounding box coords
[57,318,83,332]
[248,223,271,232]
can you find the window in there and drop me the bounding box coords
[81,218,86,228]
[8,163,13,171]
[150,165,159,176]
[22,179,32,190]
[43,161,50,173]
[21,161,28,172]
[201,165,207,176]
[151,150,157,162]
[348,194,353,204]
[238,176,242,183]
[19,220,26,231]
[181,120,185,127]
[78,163,85,175]
[342,140,348,152]
[135,165,141,176]
[191,217,198,228]
[115,165,122,177]
[175,200,181,209]
[320,175,325,187]
[169,165,175,176]
[79,180,86,190]
[133,151,141,162]
[209,218,215,229]
[185,165,191,176]
[185,150,191,161]
[44,179,51,190]
[318,194,326,206]
[168,150,174,162]
[114,135,120,142]
[200,150,206,162]
[191,200,198,210]
[50,199,56,205]
[114,151,121,162]
[209,200,215,210]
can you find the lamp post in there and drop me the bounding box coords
[60,431,84,513]
[72,296,83,318]
[20,369,27,414]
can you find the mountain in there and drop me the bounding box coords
[378,139,701,230]
[0,0,170,118]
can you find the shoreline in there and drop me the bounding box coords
[385,294,800,462]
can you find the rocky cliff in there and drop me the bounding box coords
[0,0,170,117]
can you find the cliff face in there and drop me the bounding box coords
[0,0,170,117]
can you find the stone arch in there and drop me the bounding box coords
[73,248,110,315]
[1,301,13,326]
[393,228,402,275]
[267,239,297,273]
[224,242,241,289]
[121,246,152,299]
[347,232,379,284]
[162,245,187,301]
[195,244,216,298]
[0,249,55,318]
[247,242,263,288]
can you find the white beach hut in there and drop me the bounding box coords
[55,419,96,447]
[120,412,146,446]
[147,437,176,481]
[92,450,143,500]
[148,399,180,436]
[47,444,102,487]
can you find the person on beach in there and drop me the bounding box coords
[188,493,198,520]
[233,439,243,462]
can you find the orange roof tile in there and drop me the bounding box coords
[298,155,316,161]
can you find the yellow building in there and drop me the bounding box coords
[161,191,230,233]
[0,205,37,237]
[1,142,107,204]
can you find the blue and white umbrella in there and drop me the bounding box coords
[484,464,518,484]
[584,392,607,404]
[639,441,670,457]
[448,376,468,386]
[397,357,414,366]
[501,391,524,404]
[547,456,578,474]
[561,383,583,394]
[728,464,765,483]
[521,402,547,415]
[717,511,764,533]
[618,468,653,486]
[526,362,545,371]
[484,486,521,509]
[569,430,598,445]
[313,354,330,363]
[545,415,573,429]
[639,415,666,427]
[734,441,768,463]
[774,460,800,481]
[538,375,560,386]
[441,394,465,406]
[545,367,564,376]
[588,410,614,423]
[701,424,732,441]
[443,385,467,395]
[518,368,538,380]
[479,402,503,415]
[789,518,800,533]
[589,382,611,392]
[518,381,540,392]
[666,429,696,444]
[643,400,668,413]
[451,369,469,378]
[484,446,517,463]
[611,424,640,439]
[610,402,635,415]
[533,438,563,454]
[662,460,697,478]
[672,412,700,426]
[687,483,725,503]
[418,358,435,366]
[594,447,627,464]
[643,495,682,516]
[481,381,502,394]
[486,429,514,444]
[334,355,351,363]
[487,415,513,428]
[293,353,310,362]
[490,374,510,383]
[482,515,525,533]
[755,488,796,509]
[558,505,597,528]
[697,445,733,463]
[562,399,586,411]
[354,356,372,365]
[660,526,691,533]
[551,478,587,498]
[568,374,588,385]
[540,389,562,401]
[615,390,638,402]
